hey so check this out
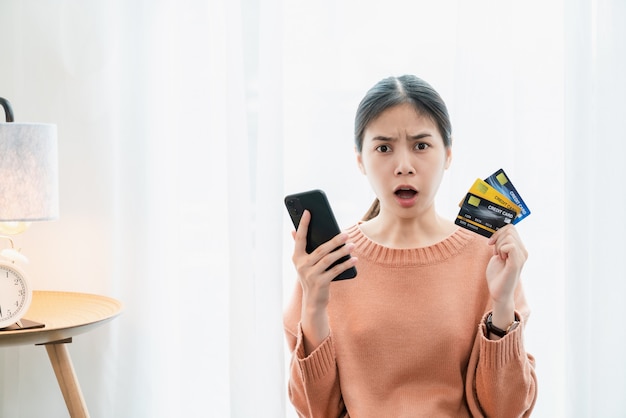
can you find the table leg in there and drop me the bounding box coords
[44,339,90,418]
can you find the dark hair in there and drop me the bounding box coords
[355,75,452,220]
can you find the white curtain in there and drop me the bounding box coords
[564,0,626,416]
[0,0,624,417]
[0,0,284,417]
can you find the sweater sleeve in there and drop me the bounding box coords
[285,324,346,418]
[465,286,538,417]
[283,283,347,418]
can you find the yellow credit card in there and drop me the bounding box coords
[465,178,521,217]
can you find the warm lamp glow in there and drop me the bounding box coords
[0,222,31,235]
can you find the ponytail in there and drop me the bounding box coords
[362,198,380,221]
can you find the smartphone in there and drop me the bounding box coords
[284,189,357,281]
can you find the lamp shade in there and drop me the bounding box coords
[0,122,59,221]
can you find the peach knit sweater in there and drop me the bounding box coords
[284,224,537,417]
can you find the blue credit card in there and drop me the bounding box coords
[484,168,531,224]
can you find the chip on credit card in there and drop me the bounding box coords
[455,169,530,238]
[484,168,531,224]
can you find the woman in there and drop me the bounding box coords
[284,75,537,417]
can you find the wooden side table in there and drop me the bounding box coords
[0,290,123,418]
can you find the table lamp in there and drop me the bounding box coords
[0,96,59,329]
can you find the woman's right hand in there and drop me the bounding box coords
[292,210,357,354]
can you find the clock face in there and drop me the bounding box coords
[0,263,32,328]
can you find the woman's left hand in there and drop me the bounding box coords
[486,225,528,312]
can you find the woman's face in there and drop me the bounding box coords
[357,103,451,219]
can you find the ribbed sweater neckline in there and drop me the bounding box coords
[346,223,478,267]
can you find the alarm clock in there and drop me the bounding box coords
[0,254,32,329]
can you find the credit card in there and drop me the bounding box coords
[484,168,531,224]
[467,178,520,215]
[455,192,518,238]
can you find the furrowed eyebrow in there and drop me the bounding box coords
[371,136,396,142]
[410,133,433,141]
[370,132,433,142]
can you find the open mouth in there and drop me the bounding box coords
[394,187,418,199]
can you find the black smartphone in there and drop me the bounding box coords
[284,189,357,281]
